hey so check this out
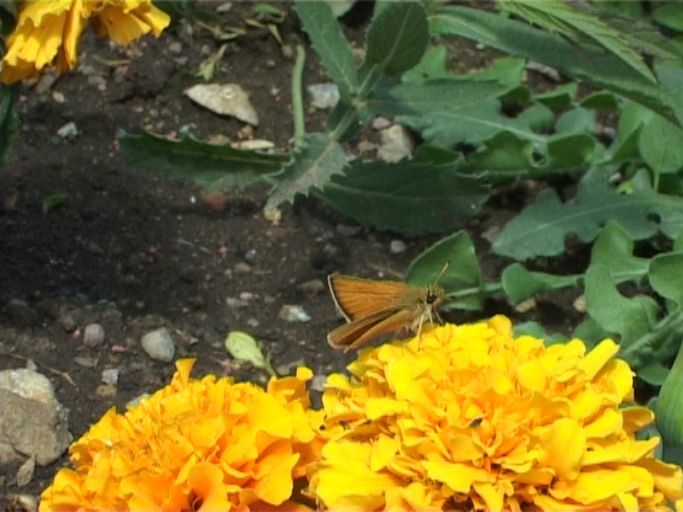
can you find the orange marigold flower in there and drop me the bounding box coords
[39,360,323,511]
[1,0,169,84]
[309,316,683,511]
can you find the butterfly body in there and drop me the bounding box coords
[327,274,446,351]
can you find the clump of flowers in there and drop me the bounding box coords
[1,0,170,84]
[309,316,683,511]
[39,359,323,511]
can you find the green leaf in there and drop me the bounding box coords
[430,6,681,125]
[639,114,683,175]
[327,0,355,18]
[266,133,348,209]
[493,168,683,260]
[580,91,619,111]
[607,101,651,162]
[638,362,670,386]
[590,222,649,285]
[514,321,567,345]
[0,84,18,168]
[224,331,275,375]
[649,252,683,309]
[584,264,659,348]
[0,0,16,37]
[42,193,69,214]
[653,3,683,33]
[295,2,358,98]
[406,231,483,310]
[499,0,656,83]
[572,318,608,349]
[533,83,577,110]
[555,108,596,134]
[118,130,286,190]
[364,1,428,75]
[318,146,489,234]
[501,263,578,305]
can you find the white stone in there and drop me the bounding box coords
[141,328,176,362]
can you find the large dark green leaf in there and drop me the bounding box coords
[118,130,286,190]
[501,263,579,305]
[318,147,489,234]
[639,114,683,175]
[590,222,649,285]
[493,169,683,260]
[649,252,683,309]
[430,6,681,125]
[295,2,358,99]
[406,231,483,310]
[266,133,348,209]
[364,2,428,75]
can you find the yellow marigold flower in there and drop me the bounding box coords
[1,0,169,84]
[39,359,323,511]
[309,316,683,511]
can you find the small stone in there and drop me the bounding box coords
[336,223,362,237]
[56,122,79,139]
[188,295,205,310]
[244,249,258,263]
[281,44,294,59]
[169,41,183,54]
[51,91,65,103]
[83,323,105,347]
[95,383,117,398]
[239,292,255,302]
[73,356,97,368]
[307,83,340,110]
[35,73,57,95]
[378,124,414,163]
[57,308,78,333]
[389,240,407,254]
[234,262,252,274]
[278,305,312,323]
[16,456,35,487]
[3,494,37,512]
[226,296,249,309]
[297,279,326,296]
[101,368,119,386]
[372,116,392,130]
[141,328,176,362]
[246,318,260,328]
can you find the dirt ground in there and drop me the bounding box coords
[0,2,584,502]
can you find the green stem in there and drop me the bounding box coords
[291,45,306,146]
[446,282,503,301]
[329,64,381,141]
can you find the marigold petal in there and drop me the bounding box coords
[578,338,619,379]
[422,458,493,493]
[538,418,585,480]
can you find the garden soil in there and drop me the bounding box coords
[0,2,585,503]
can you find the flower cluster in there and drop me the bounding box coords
[1,0,169,84]
[309,316,683,511]
[39,360,323,511]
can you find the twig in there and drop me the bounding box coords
[0,351,79,388]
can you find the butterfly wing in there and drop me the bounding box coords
[328,308,416,352]
[328,274,420,321]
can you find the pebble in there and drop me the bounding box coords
[278,305,312,323]
[141,327,176,362]
[56,122,79,139]
[372,116,392,130]
[307,83,340,110]
[4,299,37,326]
[336,223,362,237]
[310,374,327,393]
[101,368,119,386]
[52,91,65,103]
[244,249,258,264]
[378,124,413,163]
[169,41,183,54]
[239,291,255,302]
[83,323,105,347]
[246,318,260,328]
[34,73,57,95]
[389,240,407,254]
[234,262,252,274]
[16,456,35,487]
[73,356,97,368]
[226,297,249,309]
[95,383,117,398]
[297,279,326,296]
[57,308,78,333]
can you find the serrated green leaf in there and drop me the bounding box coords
[118,130,286,191]
[364,1,428,75]
[501,263,578,305]
[653,3,683,33]
[430,6,680,125]
[649,252,683,308]
[516,103,554,133]
[500,0,656,83]
[406,231,483,310]
[317,146,489,234]
[639,114,683,175]
[0,84,18,168]
[584,264,659,349]
[266,133,348,209]
[461,131,596,182]
[607,101,652,163]
[493,168,683,260]
[590,222,649,285]
[295,2,358,98]
[555,108,596,134]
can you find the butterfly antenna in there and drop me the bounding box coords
[434,261,450,286]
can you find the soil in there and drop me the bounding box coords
[0,2,584,503]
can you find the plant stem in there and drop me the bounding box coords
[329,64,381,141]
[291,45,306,146]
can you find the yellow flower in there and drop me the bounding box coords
[309,316,683,511]
[40,360,323,511]
[1,0,169,84]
